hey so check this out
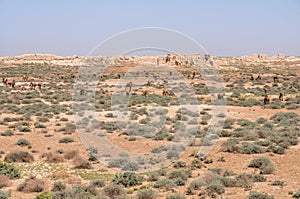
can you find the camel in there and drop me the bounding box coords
[142,90,149,96]
[217,93,224,99]
[162,88,170,96]
[2,78,8,86]
[37,82,42,90]
[146,80,152,87]
[29,82,37,90]
[20,86,26,91]
[250,75,254,81]
[256,74,261,80]
[22,75,29,81]
[273,75,279,83]
[264,88,268,94]
[6,79,15,88]
[191,71,196,79]
[125,82,132,96]
[279,91,284,101]
[263,95,270,105]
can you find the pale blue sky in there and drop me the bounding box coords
[0,0,299,56]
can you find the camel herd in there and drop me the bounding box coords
[0,61,288,110]
[2,77,42,91]
[250,74,285,106]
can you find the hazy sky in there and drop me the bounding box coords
[1,0,300,56]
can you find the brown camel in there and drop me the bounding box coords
[256,74,261,80]
[279,92,284,101]
[29,82,37,90]
[273,75,279,83]
[263,95,270,105]
[162,88,170,96]
[125,82,132,96]
[217,93,224,99]
[37,82,42,90]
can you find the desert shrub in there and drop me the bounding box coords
[154,178,176,189]
[221,138,239,153]
[0,175,11,188]
[4,150,34,163]
[108,158,130,168]
[52,181,66,191]
[292,190,300,199]
[18,126,31,132]
[90,179,105,188]
[206,180,225,194]
[102,184,126,198]
[223,119,234,129]
[16,138,31,147]
[42,152,64,163]
[253,174,267,182]
[112,172,143,187]
[248,191,274,199]
[166,193,186,199]
[136,188,156,199]
[269,180,285,186]
[17,177,46,193]
[58,137,74,143]
[168,169,191,186]
[52,184,98,199]
[257,117,267,124]
[151,146,168,153]
[239,142,265,154]
[73,156,92,169]
[190,158,205,169]
[63,150,78,159]
[186,179,205,194]
[267,145,285,154]
[173,161,187,169]
[121,161,139,171]
[167,150,179,159]
[0,190,10,199]
[1,130,14,136]
[35,192,53,199]
[0,162,21,179]
[248,157,275,174]
[35,123,47,128]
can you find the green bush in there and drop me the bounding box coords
[35,192,53,199]
[52,181,66,191]
[0,162,21,179]
[4,151,34,163]
[136,188,156,199]
[248,191,274,199]
[154,178,176,189]
[16,138,31,147]
[168,169,191,186]
[1,130,14,136]
[58,137,74,143]
[166,193,186,199]
[248,157,275,174]
[121,161,139,171]
[112,172,143,187]
[35,123,47,128]
[239,142,265,154]
[269,180,285,186]
[292,190,300,199]
[221,138,239,153]
[206,180,225,194]
[52,184,98,199]
[90,179,105,188]
[0,190,10,199]
[173,161,187,169]
[102,184,126,198]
